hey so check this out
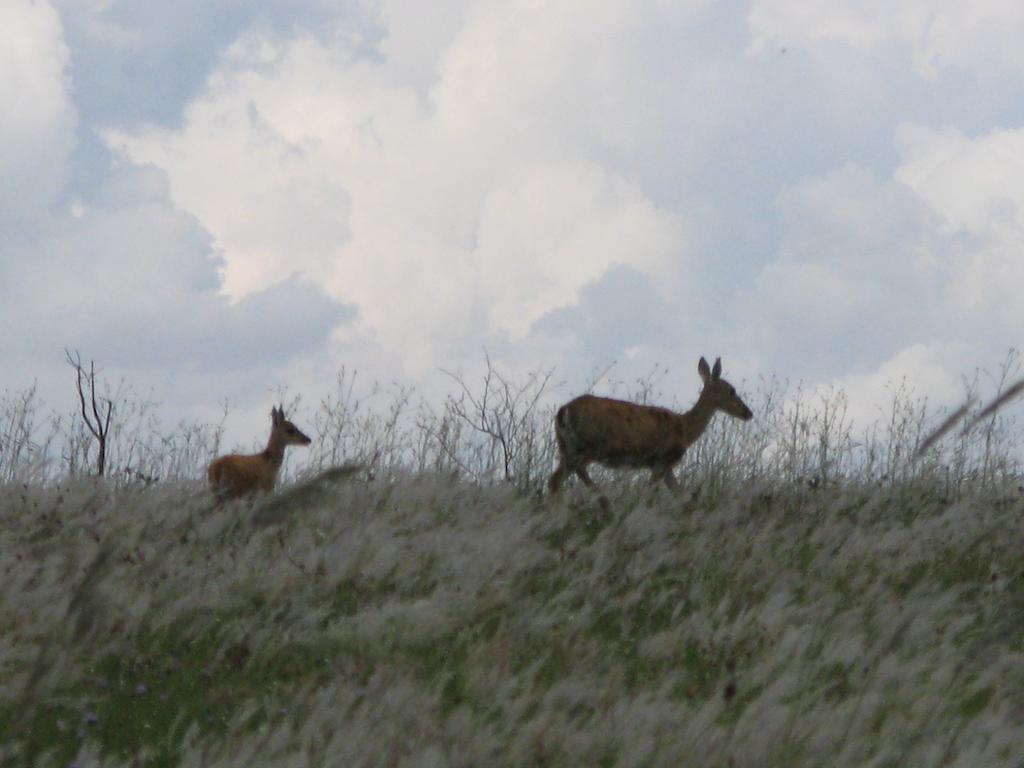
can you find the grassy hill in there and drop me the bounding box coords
[2,473,1023,768]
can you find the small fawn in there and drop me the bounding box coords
[207,406,312,502]
[548,356,753,497]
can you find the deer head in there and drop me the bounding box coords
[697,357,753,421]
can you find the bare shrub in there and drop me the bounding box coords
[150,408,229,483]
[0,350,1022,495]
[411,398,469,476]
[0,380,228,487]
[857,377,930,485]
[0,383,54,484]
[440,354,557,489]
[307,368,416,479]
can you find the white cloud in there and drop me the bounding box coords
[748,0,1024,74]
[94,0,1024,421]
[750,165,949,378]
[0,162,351,419]
[429,0,719,161]
[0,0,75,226]
[106,2,697,378]
[746,123,1024,423]
[473,160,684,339]
[373,0,473,93]
[843,342,967,417]
[5,0,1024,441]
[749,0,890,52]
[758,259,874,326]
[895,124,1024,326]
[781,341,969,443]
[895,124,1024,235]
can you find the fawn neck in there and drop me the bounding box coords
[262,429,290,470]
[678,389,718,445]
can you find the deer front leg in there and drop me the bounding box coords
[649,465,683,495]
[575,464,612,512]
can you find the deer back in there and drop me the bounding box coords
[208,452,279,499]
[557,395,686,468]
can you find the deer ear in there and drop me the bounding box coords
[712,357,722,380]
[698,357,711,383]
[271,407,281,423]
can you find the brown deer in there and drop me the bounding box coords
[207,405,312,502]
[547,357,752,497]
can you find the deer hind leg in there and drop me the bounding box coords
[574,463,599,490]
[208,464,228,507]
[547,460,571,494]
[547,457,595,494]
[661,469,682,494]
[211,477,240,506]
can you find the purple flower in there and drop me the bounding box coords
[134,683,148,695]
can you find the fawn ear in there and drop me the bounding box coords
[271,406,281,424]
[698,357,711,383]
[711,357,722,380]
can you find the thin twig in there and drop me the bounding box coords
[913,398,975,459]
[960,378,1024,437]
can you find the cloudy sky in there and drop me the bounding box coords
[4,0,1023,440]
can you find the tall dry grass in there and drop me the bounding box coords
[3,351,1024,768]
[0,351,1022,497]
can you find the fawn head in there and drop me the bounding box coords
[271,405,312,446]
[697,357,753,421]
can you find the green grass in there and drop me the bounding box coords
[2,476,1023,767]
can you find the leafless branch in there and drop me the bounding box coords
[441,352,557,486]
[65,349,114,477]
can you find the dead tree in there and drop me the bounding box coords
[65,349,113,477]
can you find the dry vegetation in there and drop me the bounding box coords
[2,352,1024,767]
